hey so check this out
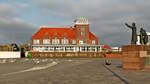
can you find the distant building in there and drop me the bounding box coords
[111,47,122,52]
[103,45,111,52]
[31,17,103,52]
[0,43,19,51]
[137,32,150,45]
[103,45,121,52]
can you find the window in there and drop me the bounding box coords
[52,39,55,44]
[56,39,60,44]
[80,27,85,36]
[33,39,40,45]
[43,39,50,44]
[61,38,69,44]
[92,40,96,45]
[81,27,85,31]
[81,31,85,36]
[72,40,76,44]
[79,40,85,45]
[33,46,39,51]
[52,38,60,44]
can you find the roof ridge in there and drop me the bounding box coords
[40,28,74,30]
[40,26,72,28]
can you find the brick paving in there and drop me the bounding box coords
[0,58,149,84]
[107,59,150,84]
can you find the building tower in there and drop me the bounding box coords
[74,17,90,45]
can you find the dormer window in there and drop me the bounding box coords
[72,40,76,44]
[92,40,96,45]
[61,38,69,44]
[52,37,59,45]
[43,39,50,44]
[33,39,40,45]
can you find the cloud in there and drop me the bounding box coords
[1,0,150,46]
[15,3,29,10]
[0,17,37,44]
[32,0,150,46]
[32,0,75,17]
[0,3,37,44]
[0,3,18,18]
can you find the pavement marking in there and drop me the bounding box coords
[2,61,58,76]
[103,64,129,84]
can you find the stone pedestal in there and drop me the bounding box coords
[122,45,150,70]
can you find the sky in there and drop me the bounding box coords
[0,0,150,46]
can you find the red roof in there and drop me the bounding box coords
[32,27,98,40]
[32,27,75,39]
[89,32,98,40]
[104,45,111,50]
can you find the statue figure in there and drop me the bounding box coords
[125,22,137,44]
[140,28,148,45]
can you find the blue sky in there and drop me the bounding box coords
[0,0,150,46]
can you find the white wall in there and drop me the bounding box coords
[111,47,122,52]
[0,52,20,58]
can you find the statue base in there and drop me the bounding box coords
[122,45,150,70]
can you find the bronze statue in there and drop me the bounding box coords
[125,22,137,44]
[140,28,148,45]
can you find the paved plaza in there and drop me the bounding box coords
[0,58,150,84]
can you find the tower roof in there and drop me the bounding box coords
[75,17,89,25]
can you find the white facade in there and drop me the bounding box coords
[33,39,40,45]
[52,38,60,45]
[72,40,76,44]
[32,45,103,52]
[32,38,102,52]
[61,38,69,45]
[92,40,96,45]
[43,39,50,44]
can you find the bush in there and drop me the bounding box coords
[26,53,31,59]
